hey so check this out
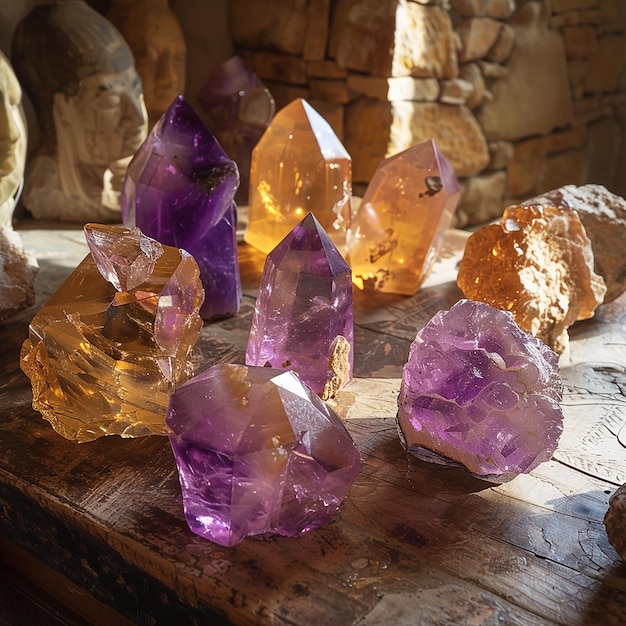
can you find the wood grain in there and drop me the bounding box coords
[0,223,625,625]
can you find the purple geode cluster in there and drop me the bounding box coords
[166,364,362,546]
[397,299,564,479]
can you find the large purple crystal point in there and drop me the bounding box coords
[397,299,564,479]
[245,213,354,399]
[166,364,362,546]
[122,95,241,320]
[198,55,275,202]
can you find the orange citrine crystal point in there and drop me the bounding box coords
[244,98,352,254]
[346,138,460,295]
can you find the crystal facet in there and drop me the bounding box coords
[397,299,564,479]
[245,213,353,398]
[20,224,204,442]
[198,55,275,202]
[166,363,362,546]
[347,138,460,294]
[457,203,606,354]
[244,98,352,255]
[122,95,241,320]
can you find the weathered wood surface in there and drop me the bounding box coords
[1,223,625,625]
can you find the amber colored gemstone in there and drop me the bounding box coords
[457,203,606,354]
[346,138,460,295]
[20,224,204,442]
[244,98,352,254]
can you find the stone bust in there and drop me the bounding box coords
[11,0,148,222]
[0,50,27,228]
[107,0,186,127]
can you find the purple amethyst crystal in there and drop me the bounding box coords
[198,56,275,202]
[166,363,362,546]
[122,95,241,320]
[397,299,564,479]
[245,213,353,399]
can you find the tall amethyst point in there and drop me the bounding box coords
[397,299,564,480]
[122,95,241,320]
[245,213,354,399]
[166,364,362,546]
[198,56,275,202]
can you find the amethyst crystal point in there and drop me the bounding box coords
[198,55,275,202]
[245,213,354,399]
[397,299,564,479]
[122,95,241,320]
[166,363,362,546]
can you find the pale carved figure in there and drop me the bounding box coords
[11,0,148,222]
[107,0,186,127]
[0,51,27,228]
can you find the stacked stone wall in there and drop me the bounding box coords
[230,0,626,226]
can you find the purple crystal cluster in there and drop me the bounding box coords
[122,95,241,320]
[245,213,354,398]
[397,299,564,479]
[166,364,362,546]
[198,55,275,201]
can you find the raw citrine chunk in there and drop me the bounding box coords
[20,224,204,442]
[244,98,352,254]
[346,138,460,295]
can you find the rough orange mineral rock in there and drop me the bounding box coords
[457,203,606,354]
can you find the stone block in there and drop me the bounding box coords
[486,22,515,63]
[457,17,503,62]
[486,140,514,170]
[584,36,625,92]
[230,0,307,55]
[537,149,587,194]
[304,0,331,60]
[477,1,573,140]
[264,81,309,111]
[329,0,458,78]
[552,0,601,12]
[240,50,308,85]
[309,79,352,103]
[563,26,598,59]
[507,136,546,197]
[439,78,475,105]
[307,59,348,79]
[585,117,621,189]
[458,170,507,225]
[347,75,440,101]
[459,62,487,109]
[344,98,489,182]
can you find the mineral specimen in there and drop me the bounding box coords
[20,224,204,442]
[604,484,626,562]
[521,184,626,303]
[245,213,353,398]
[244,98,352,255]
[397,299,564,479]
[346,138,460,295]
[457,203,606,354]
[166,363,362,546]
[122,95,241,320]
[198,55,275,202]
[0,227,38,321]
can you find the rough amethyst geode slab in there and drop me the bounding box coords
[166,363,362,547]
[122,95,241,321]
[397,299,564,480]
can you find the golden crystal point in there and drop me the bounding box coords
[20,231,204,443]
[457,203,606,354]
[244,98,352,255]
[346,138,460,295]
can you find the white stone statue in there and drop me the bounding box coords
[12,0,148,222]
[0,50,27,228]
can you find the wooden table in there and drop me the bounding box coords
[1,223,625,625]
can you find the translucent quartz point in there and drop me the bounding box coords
[245,213,353,398]
[20,224,204,443]
[457,203,606,354]
[198,55,275,202]
[244,98,352,255]
[397,299,564,480]
[346,138,460,295]
[122,95,241,320]
[166,364,362,546]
